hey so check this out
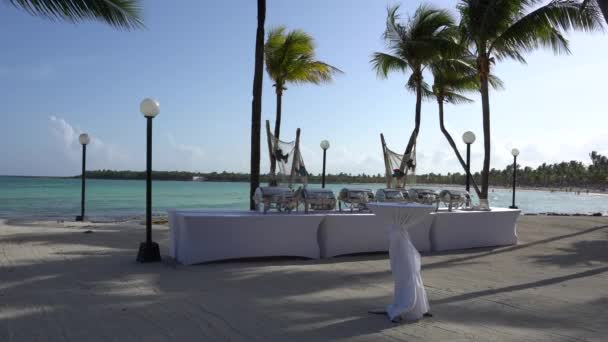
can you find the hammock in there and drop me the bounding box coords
[381,133,417,189]
[266,121,308,188]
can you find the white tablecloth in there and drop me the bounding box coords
[168,209,323,265]
[367,203,435,322]
[430,208,520,251]
[318,212,432,258]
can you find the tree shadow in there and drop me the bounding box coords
[432,265,608,305]
[528,232,608,267]
[423,223,608,270]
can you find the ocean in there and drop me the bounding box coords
[0,176,606,220]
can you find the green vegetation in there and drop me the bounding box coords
[78,151,608,191]
[457,0,603,199]
[6,0,143,29]
[371,4,458,174]
[265,27,342,140]
[430,52,503,198]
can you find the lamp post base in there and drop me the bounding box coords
[75,215,86,222]
[509,205,518,209]
[137,242,161,263]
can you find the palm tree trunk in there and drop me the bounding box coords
[269,86,282,178]
[438,99,482,197]
[399,71,422,172]
[273,87,283,140]
[478,55,491,200]
[249,0,266,210]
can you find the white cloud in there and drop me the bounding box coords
[164,133,206,171]
[49,116,130,171]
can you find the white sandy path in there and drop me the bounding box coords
[0,216,607,341]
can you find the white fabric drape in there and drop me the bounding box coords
[386,224,429,322]
[367,203,434,322]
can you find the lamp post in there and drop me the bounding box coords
[137,98,162,263]
[320,140,330,188]
[510,148,520,209]
[462,131,476,193]
[75,133,90,221]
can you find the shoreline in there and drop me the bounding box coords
[2,210,605,225]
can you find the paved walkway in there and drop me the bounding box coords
[0,216,607,341]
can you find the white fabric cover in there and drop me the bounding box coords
[169,210,323,265]
[318,212,432,258]
[367,203,435,322]
[387,226,429,322]
[430,208,519,251]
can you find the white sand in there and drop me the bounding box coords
[0,216,607,341]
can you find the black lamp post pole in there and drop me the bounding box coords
[146,117,152,244]
[465,143,471,193]
[510,155,518,209]
[76,144,86,221]
[137,116,161,262]
[321,149,327,188]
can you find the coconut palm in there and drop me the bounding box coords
[249,0,266,210]
[430,56,503,197]
[371,4,458,175]
[264,27,342,141]
[583,0,608,23]
[457,0,604,200]
[6,0,142,29]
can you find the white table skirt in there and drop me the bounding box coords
[168,209,323,265]
[318,212,432,258]
[366,203,435,322]
[430,208,520,251]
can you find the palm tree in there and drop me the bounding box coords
[6,0,142,29]
[430,56,503,197]
[457,0,603,200]
[249,0,266,210]
[583,0,608,23]
[371,4,458,175]
[264,27,342,141]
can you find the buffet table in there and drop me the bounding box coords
[430,207,520,251]
[168,209,323,265]
[318,211,432,258]
[167,206,520,265]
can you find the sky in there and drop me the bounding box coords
[0,0,607,177]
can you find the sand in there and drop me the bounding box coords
[0,215,607,341]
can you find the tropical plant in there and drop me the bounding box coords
[249,0,266,210]
[6,0,142,29]
[430,56,503,197]
[371,4,458,175]
[457,0,604,200]
[583,0,608,23]
[264,27,342,141]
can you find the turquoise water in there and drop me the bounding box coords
[0,176,606,220]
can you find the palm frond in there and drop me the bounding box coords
[444,92,474,104]
[8,0,143,29]
[370,52,408,78]
[264,27,341,87]
[373,3,458,79]
[430,53,503,104]
[490,0,604,60]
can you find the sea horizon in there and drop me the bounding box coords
[1,176,606,221]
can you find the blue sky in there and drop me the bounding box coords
[1,0,607,177]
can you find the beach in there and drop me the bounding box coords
[1,215,607,341]
[2,177,607,219]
